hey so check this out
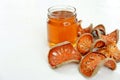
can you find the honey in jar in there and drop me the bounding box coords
[47,6,78,47]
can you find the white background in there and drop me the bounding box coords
[0,0,120,80]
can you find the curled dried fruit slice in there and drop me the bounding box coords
[104,58,116,70]
[94,24,106,35]
[79,52,116,77]
[48,41,81,68]
[97,42,120,62]
[91,29,101,39]
[77,20,93,37]
[92,24,106,39]
[100,29,119,45]
[83,24,93,33]
[77,33,94,55]
[79,52,106,77]
[91,39,106,52]
[93,39,106,48]
[106,43,120,62]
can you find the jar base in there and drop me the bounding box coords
[48,41,77,47]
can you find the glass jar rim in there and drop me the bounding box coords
[48,5,76,14]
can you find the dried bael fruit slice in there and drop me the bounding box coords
[100,29,119,45]
[77,20,93,37]
[77,33,94,55]
[79,52,116,77]
[94,24,106,35]
[105,43,120,62]
[83,24,93,34]
[91,29,100,39]
[97,42,120,62]
[104,58,116,70]
[79,52,106,77]
[93,39,106,48]
[48,41,81,68]
[92,24,106,39]
[91,39,106,52]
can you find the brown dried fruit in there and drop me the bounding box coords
[104,58,116,70]
[92,24,106,39]
[48,41,81,68]
[100,29,119,45]
[77,20,93,37]
[91,39,106,52]
[77,33,94,55]
[94,24,106,35]
[79,52,106,77]
[97,42,120,62]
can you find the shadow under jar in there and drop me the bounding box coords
[47,5,78,47]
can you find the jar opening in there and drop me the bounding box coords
[48,5,76,19]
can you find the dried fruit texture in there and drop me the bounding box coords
[47,22,119,78]
[48,42,81,68]
[93,39,106,48]
[79,52,106,77]
[77,33,94,55]
[104,59,116,70]
[83,24,93,34]
[100,29,119,45]
[91,39,106,51]
[78,20,93,37]
[91,24,106,39]
[94,24,106,35]
[97,43,120,62]
[91,29,100,39]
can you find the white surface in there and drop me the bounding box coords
[0,0,120,80]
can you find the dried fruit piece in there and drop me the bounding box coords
[94,24,106,35]
[77,33,94,55]
[91,29,101,39]
[106,43,120,62]
[104,58,116,70]
[97,42,120,62]
[83,24,93,34]
[77,20,93,37]
[79,52,116,77]
[48,41,81,68]
[79,52,106,77]
[91,39,106,52]
[92,24,106,39]
[100,29,119,45]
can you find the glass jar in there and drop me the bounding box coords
[47,5,78,47]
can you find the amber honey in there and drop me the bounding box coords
[47,6,78,47]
